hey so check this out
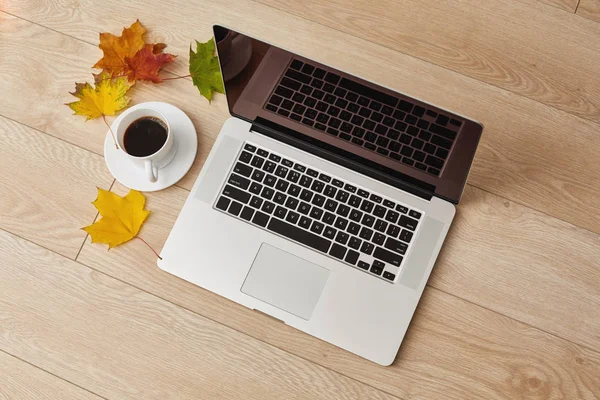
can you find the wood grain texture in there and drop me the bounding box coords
[76,183,600,398]
[2,7,600,238]
[0,352,103,400]
[0,116,113,258]
[0,230,397,400]
[578,0,600,22]
[534,0,579,12]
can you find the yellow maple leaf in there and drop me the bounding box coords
[66,72,132,120]
[83,188,150,249]
[93,20,147,76]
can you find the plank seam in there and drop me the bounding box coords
[0,348,109,400]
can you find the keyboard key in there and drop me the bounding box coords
[310,207,324,220]
[396,204,408,214]
[416,162,427,171]
[383,199,395,209]
[336,204,350,217]
[334,217,348,230]
[282,159,294,167]
[287,170,301,183]
[325,72,341,84]
[273,191,287,205]
[345,249,360,265]
[288,184,301,197]
[430,123,457,140]
[299,215,312,229]
[386,225,400,238]
[301,63,315,75]
[436,114,449,126]
[228,201,242,216]
[263,161,276,173]
[413,150,426,162]
[358,260,370,270]
[251,169,265,182]
[412,105,425,117]
[311,193,325,207]
[335,231,349,245]
[250,196,263,209]
[261,187,275,200]
[285,197,299,210]
[425,155,444,169]
[373,205,386,218]
[348,236,362,250]
[323,212,336,225]
[215,196,230,211]
[409,210,422,219]
[281,76,301,91]
[357,189,369,198]
[374,247,403,267]
[252,211,269,227]
[228,173,251,191]
[239,151,253,164]
[370,262,384,275]
[383,271,396,281]
[450,118,462,127]
[249,182,262,195]
[275,166,288,178]
[360,241,374,255]
[399,215,418,230]
[240,206,254,221]
[307,168,319,177]
[324,185,337,198]
[329,243,346,259]
[298,202,311,215]
[314,68,326,79]
[398,100,413,112]
[400,229,413,243]
[300,85,313,95]
[385,209,400,224]
[349,195,362,207]
[290,59,303,70]
[436,147,449,159]
[311,221,325,235]
[325,199,338,212]
[222,185,250,204]
[349,209,363,222]
[323,226,337,239]
[251,156,265,169]
[347,222,361,235]
[384,237,408,255]
[264,174,277,187]
[374,219,388,232]
[373,233,386,245]
[274,205,287,219]
[431,134,452,149]
[285,68,312,84]
[300,189,313,202]
[268,218,331,253]
[369,101,382,111]
[275,179,289,192]
[359,227,373,241]
[335,190,349,203]
[285,211,300,224]
[360,200,374,213]
[299,175,313,188]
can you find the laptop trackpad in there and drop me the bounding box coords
[241,243,330,321]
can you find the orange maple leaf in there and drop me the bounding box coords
[123,44,176,83]
[93,20,147,76]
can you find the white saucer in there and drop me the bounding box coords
[104,102,197,192]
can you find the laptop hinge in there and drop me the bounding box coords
[251,117,434,201]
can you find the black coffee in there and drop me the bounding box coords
[124,117,168,157]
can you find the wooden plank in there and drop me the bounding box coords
[76,183,600,398]
[535,0,579,12]
[2,9,600,237]
[0,116,113,258]
[0,230,398,400]
[578,0,600,23]
[0,351,103,400]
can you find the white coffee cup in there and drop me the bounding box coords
[116,108,177,183]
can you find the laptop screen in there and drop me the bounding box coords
[213,25,482,204]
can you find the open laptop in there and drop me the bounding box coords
[158,26,483,365]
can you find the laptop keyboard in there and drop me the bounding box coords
[214,142,423,283]
[265,58,462,177]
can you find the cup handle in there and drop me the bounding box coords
[145,160,158,183]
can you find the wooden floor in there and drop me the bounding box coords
[1,0,599,398]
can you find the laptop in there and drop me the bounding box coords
[158,25,483,365]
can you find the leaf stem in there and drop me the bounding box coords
[162,74,191,81]
[135,236,163,260]
[102,114,118,149]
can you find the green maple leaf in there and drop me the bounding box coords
[189,38,225,102]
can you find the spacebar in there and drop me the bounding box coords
[267,218,331,253]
